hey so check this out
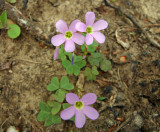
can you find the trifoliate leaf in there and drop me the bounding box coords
[100,59,112,72]
[8,24,21,39]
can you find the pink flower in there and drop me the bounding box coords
[51,20,85,52]
[53,47,59,60]
[60,93,99,128]
[76,12,108,45]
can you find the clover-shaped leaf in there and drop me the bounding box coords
[47,77,59,91]
[84,66,99,81]
[62,57,86,76]
[100,59,112,72]
[88,53,102,67]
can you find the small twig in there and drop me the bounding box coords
[0,118,8,130]
[104,0,160,49]
[113,114,134,132]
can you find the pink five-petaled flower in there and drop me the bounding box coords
[75,11,108,45]
[51,20,85,52]
[60,93,99,128]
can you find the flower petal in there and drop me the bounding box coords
[93,20,108,31]
[80,93,97,105]
[64,40,75,52]
[69,19,81,33]
[54,47,59,60]
[56,20,68,34]
[72,33,85,45]
[85,33,93,45]
[60,106,75,120]
[85,12,95,26]
[75,22,86,32]
[66,93,79,104]
[92,31,105,44]
[51,34,66,46]
[75,110,86,128]
[82,106,99,120]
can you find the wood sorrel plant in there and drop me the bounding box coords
[0,10,21,39]
[38,11,111,129]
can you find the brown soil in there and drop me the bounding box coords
[0,0,160,132]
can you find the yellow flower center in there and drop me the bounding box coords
[75,101,84,110]
[65,31,73,39]
[86,26,93,34]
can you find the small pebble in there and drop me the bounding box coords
[8,70,13,73]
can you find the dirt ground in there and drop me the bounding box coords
[0,0,160,132]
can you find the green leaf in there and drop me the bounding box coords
[61,83,74,90]
[92,66,99,75]
[87,74,96,80]
[47,77,59,91]
[60,76,69,88]
[73,64,80,76]
[98,97,106,101]
[91,53,101,58]
[62,103,71,109]
[47,100,55,107]
[51,102,61,115]
[84,67,91,76]
[88,56,100,67]
[87,41,98,52]
[81,44,86,52]
[100,59,112,72]
[75,60,86,69]
[39,102,51,112]
[45,114,61,126]
[0,11,7,28]
[8,24,21,39]
[66,65,74,75]
[62,59,71,68]
[37,111,50,122]
[60,76,74,90]
[74,55,83,63]
[7,0,17,3]
[52,89,66,102]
